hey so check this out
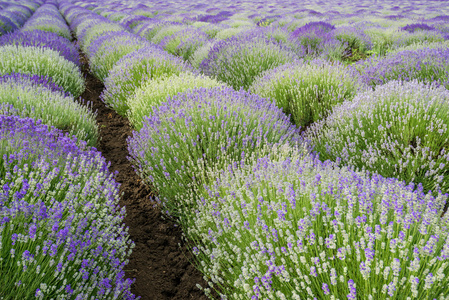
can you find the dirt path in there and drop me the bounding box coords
[79,57,208,300]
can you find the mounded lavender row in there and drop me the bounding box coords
[0,73,98,146]
[0,3,138,298]
[127,87,301,218]
[250,59,367,128]
[127,72,226,129]
[356,47,449,89]
[304,80,449,196]
[21,3,72,40]
[101,45,191,115]
[60,1,219,126]
[87,31,149,81]
[0,115,136,299]
[182,148,449,299]
[0,30,80,67]
[0,44,85,98]
[0,0,42,36]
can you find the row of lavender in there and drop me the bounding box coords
[0,2,137,299]
[0,0,41,36]
[57,0,449,299]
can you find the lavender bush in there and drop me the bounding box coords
[401,23,436,33]
[128,72,226,129]
[250,60,366,128]
[136,21,182,42]
[79,22,128,52]
[357,47,449,89]
[183,149,449,299]
[364,26,445,56]
[363,27,401,56]
[150,24,185,44]
[0,14,18,34]
[196,23,227,39]
[21,4,72,40]
[0,45,85,97]
[333,26,372,62]
[0,115,136,299]
[288,21,337,58]
[189,41,217,68]
[128,87,300,218]
[101,46,192,115]
[0,73,98,146]
[214,26,250,40]
[119,15,151,30]
[200,36,296,90]
[159,27,210,60]
[0,30,80,67]
[393,30,446,49]
[388,41,449,53]
[304,80,449,195]
[87,31,148,81]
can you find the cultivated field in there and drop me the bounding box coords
[1,0,449,299]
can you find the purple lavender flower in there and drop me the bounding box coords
[347,279,356,299]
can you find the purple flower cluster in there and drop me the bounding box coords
[196,14,229,24]
[0,14,18,34]
[0,115,137,299]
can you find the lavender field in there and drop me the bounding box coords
[1,0,449,299]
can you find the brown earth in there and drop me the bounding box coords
[79,57,209,300]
